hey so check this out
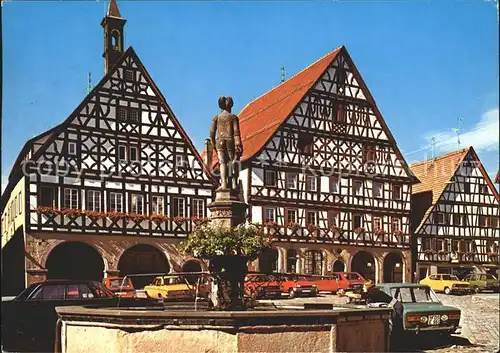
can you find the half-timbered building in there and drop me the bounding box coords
[410,147,500,280]
[1,0,214,294]
[205,47,418,283]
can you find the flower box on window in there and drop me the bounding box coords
[354,227,365,235]
[438,250,448,256]
[487,252,498,258]
[424,249,436,255]
[151,214,169,224]
[106,212,128,222]
[307,224,319,232]
[128,213,149,223]
[286,222,301,231]
[393,230,403,237]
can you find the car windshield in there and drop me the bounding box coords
[391,287,440,303]
[344,273,361,280]
[441,275,459,281]
[484,274,497,280]
[109,278,132,288]
[88,281,115,298]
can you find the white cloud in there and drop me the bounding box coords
[424,108,499,154]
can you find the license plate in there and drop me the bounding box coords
[302,290,311,293]
[428,315,440,325]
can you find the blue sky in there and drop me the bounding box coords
[2,1,499,190]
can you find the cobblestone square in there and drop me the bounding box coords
[262,292,500,352]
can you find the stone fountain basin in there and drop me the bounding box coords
[56,304,392,353]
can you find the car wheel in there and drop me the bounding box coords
[473,285,480,294]
[249,290,257,300]
[289,289,296,299]
[444,287,451,295]
[337,289,345,296]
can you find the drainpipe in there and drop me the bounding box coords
[54,317,62,353]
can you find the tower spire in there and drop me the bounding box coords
[101,0,126,74]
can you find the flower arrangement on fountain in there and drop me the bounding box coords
[180,222,271,310]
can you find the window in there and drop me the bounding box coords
[479,215,490,227]
[393,185,402,200]
[480,185,489,195]
[131,194,144,214]
[373,216,382,231]
[451,240,459,252]
[124,69,134,81]
[463,182,470,193]
[436,239,443,252]
[286,249,297,273]
[129,146,139,162]
[68,142,77,155]
[335,102,346,123]
[118,145,127,161]
[192,199,205,218]
[363,145,377,162]
[331,176,340,193]
[306,175,317,191]
[264,207,276,222]
[329,211,339,227]
[118,107,127,121]
[152,196,164,215]
[87,190,101,212]
[435,212,445,224]
[40,186,56,207]
[373,182,383,198]
[109,192,123,212]
[353,214,362,229]
[18,191,22,214]
[391,217,401,232]
[286,173,298,190]
[353,180,363,196]
[453,214,466,226]
[491,217,499,228]
[297,133,314,155]
[264,170,277,187]
[304,250,323,275]
[286,209,297,224]
[306,211,316,225]
[30,284,66,301]
[172,197,185,217]
[128,109,139,123]
[64,188,79,209]
[423,238,432,251]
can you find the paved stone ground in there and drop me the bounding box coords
[260,291,500,352]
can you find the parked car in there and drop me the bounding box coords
[462,273,500,293]
[281,274,318,298]
[103,276,136,298]
[376,283,461,336]
[420,274,471,295]
[1,279,156,352]
[306,274,341,293]
[334,272,366,294]
[144,274,210,300]
[244,274,283,299]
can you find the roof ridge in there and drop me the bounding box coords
[238,46,343,116]
[409,146,471,167]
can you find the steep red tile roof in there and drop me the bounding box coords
[237,46,343,162]
[410,147,470,204]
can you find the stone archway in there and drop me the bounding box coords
[46,241,104,281]
[118,244,170,289]
[258,248,279,273]
[351,251,376,281]
[332,259,345,273]
[383,252,404,283]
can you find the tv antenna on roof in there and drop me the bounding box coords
[281,66,286,83]
[451,117,463,148]
[431,137,436,159]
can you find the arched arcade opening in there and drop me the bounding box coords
[258,248,278,273]
[332,260,345,273]
[181,260,203,284]
[383,252,404,283]
[351,251,376,282]
[118,244,170,289]
[46,242,104,281]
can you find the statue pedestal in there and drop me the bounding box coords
[208,189,247,228]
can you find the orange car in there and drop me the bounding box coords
[103,277,136,298]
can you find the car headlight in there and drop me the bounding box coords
[280,286,284,291]
[312,284,317,287]
[441,315,448,321]
[296,284,301,288]
[420,316,428,323]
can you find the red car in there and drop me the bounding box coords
[244,274,283,299]
[103,277,136,298]
[281,274,318,298]
[333,272,366,294]
[306,274,342,293]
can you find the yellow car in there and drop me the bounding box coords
[420,274,471,295]
[144,275,210,300]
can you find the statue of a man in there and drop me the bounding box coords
[209,96,243,191]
